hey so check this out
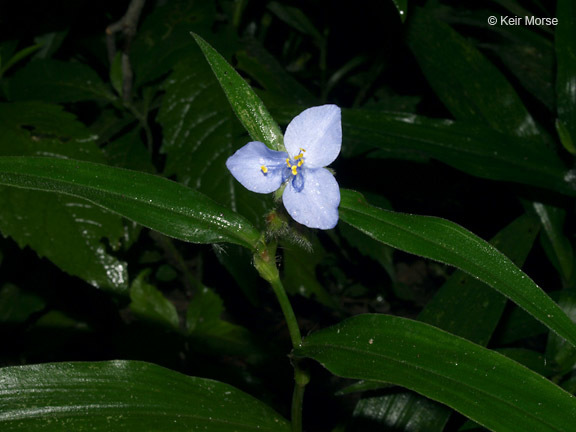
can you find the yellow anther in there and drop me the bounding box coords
[286,158,291,167]
[300,148,306,152]
[294,153,303,161]
[297,160,303,167]
[291,165,298,175]
[261,165,268,174]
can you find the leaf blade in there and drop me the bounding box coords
[192,33,285,151]
[0,360,290,431]
[297,314,576,432]
[339,189,576,347]
[0,156,260,250]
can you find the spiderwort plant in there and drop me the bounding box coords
[226,104,341,229]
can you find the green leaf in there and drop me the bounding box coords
[546,292,576,373]
[267,2,325,45]
[556,0,576,150]
[0,360,290,431]
[130,271,180,331]
[236,38,317,108]
[406,7,539,138]
[419,213,540,345]
[186,285,259,356]
[0,156,261,250]
[297,314,576,432]
[391,0,408,22]
[282,240,337,308]
[342,109,573,195]
[339,189,576,348]
[0,284,45,324]
[530,202,574,283]
[4,59,114,103]
[131,0,217,88]
[351,214,540,432]
[0,102,128,293]
[158,56,271,226]
[0,43,43,77]
[192,33,285,151]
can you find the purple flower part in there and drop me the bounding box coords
[282,167,340,229]
[226,141,288,193]
[284,104,341,168]
[226,104,342,230]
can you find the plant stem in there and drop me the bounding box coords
[269,276,302,348]
[254,241,306,432]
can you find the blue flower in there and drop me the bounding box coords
[226,104,341,229]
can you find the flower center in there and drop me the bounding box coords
[285,148,306,176]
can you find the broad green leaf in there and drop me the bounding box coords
[158,56,271,226]
[0,156,261,250]
[0,102,128,293]
[406,7,539,138]
[192,33,285,151]
[339,189,576,348]
[0,284,45,324]
[342,109,573,195]
[186,285,260,357]
[0,360,290,431]
[351,214,540,431]
[130,271,180,331]
[4,59,114,103]
[556,0,576,150]
[297,314,576,432]
[419,213,540,345]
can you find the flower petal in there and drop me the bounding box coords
[284,104,341,168]
[282,168,340,229]
[226,141,288,193]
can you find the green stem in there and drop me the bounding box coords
[269,276,302,348]
[254,240,306,432]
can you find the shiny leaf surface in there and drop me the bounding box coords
[339,189,576,347]
[351,213,540,431]
[0,360,290,431]
[0,102,128,292]
[158,55,271,226]
[297,314,576,432]
[192,33,285,151]
[0,157,260,250]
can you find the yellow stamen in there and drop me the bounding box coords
[294,153,303,161]
[291,165,298,175]
[261,165,268,174]
[286,158,291,167]
[297,160,303,167]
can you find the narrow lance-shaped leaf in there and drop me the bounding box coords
[192,33,285,151]
[296,314,576,432]
[339,189,576,348]
[0,360,290,431]
[0,157,261,250]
